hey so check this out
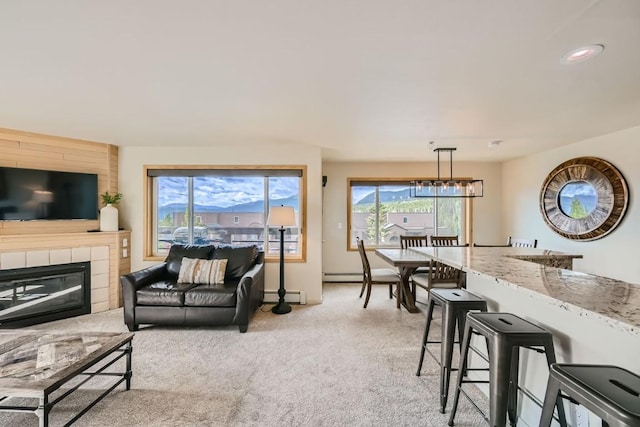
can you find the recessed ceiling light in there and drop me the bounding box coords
[560,44,604,64]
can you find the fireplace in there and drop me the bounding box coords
[0,262,91,328]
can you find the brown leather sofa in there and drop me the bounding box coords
[121,244,264,333]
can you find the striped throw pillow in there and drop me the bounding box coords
[177,258,228,285]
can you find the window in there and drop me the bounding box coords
[145,166,306,260]
[347,179,469,249]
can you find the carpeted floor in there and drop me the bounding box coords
[0,283,487,426]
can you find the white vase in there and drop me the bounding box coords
[100,204,119,231]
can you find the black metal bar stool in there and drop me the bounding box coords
[540,364,640,427]
[448,312,567,427]
[416,288,487,413]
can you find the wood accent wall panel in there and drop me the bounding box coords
[0,128,118,235]
[115,231,131,307]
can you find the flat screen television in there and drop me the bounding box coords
[0,167,98,220]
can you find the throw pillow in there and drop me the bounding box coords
[178,258,228,285]
[165,244,216,278]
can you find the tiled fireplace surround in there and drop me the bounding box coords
[0,246,110,314]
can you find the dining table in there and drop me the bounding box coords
[374,248,431,313]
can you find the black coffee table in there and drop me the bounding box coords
[0,330,134,426]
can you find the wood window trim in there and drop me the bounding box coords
[143,165,307,262]
[346,177,473,251]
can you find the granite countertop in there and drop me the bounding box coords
[411,246,640,334]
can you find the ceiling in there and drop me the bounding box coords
[1,1,639,162]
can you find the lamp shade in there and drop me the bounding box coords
[267,206,296,227]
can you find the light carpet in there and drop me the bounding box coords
[0,283,487,426]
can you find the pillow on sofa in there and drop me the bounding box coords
[178,258,228,285]
[213,245,259,280]
[165,244,216,278]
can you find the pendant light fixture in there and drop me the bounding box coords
[409,147,483,198]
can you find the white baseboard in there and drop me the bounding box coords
[264,289,306,304]
[322,272,361,283]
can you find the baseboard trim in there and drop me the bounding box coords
[264,289,306,304]
[323,272,361,283]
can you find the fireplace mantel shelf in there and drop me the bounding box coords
[0,230,127,239]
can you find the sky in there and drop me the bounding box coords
[158,176,299,207]
[559,182,598,198]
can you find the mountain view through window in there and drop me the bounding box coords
[349,182,465,248]
[151,173,302,257]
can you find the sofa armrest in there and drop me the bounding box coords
[233,258,265,332]
[121,262,169,330]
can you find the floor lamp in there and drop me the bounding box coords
[267,205,296,314]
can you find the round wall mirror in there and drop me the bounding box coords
[540,157,629,241]
[557,181,599,219]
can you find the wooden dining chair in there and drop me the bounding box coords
[411,261,463,294]
[430,235,459,246]
[412,237,466,299]
[507,236,538,248]
[356,239,401,308]
[400,235,428,249]
[400,235,430,300]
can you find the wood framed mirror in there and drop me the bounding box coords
[539,157,629,241]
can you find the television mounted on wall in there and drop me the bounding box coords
[0,166,98,220]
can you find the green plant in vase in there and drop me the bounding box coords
[101,192,123,206]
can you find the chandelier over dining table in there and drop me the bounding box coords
[409,147,483,198]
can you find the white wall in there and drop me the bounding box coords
[502,125,640,283]
[118,143,324,304]
[322,161,503,276]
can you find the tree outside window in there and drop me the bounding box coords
[349,180,467,249]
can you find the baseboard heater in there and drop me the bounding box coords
[322,272,362,283]
[264,290,307,304]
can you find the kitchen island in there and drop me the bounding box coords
[411,246,640,426]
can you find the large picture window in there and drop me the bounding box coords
[145,166,306,260]
[348,179,468,249]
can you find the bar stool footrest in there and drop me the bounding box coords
[450,387,489,426]
[558,393,580,405]
[468,345,489,363]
